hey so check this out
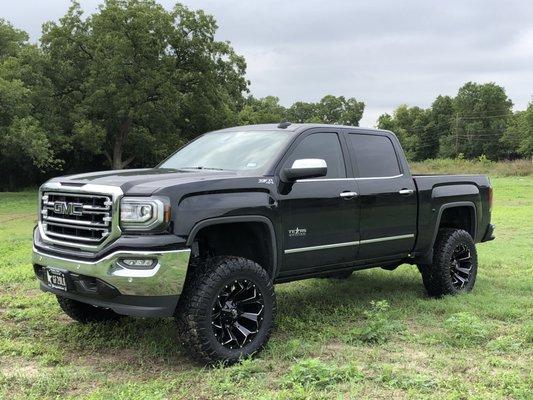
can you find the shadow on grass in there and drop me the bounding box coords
[50,267,423,368]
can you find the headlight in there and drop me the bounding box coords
[120,197,170,232]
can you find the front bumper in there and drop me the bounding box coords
[33,247,191,317]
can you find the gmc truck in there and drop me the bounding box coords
[33,123,495,363]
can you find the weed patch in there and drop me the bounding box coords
[280,358,363,390]
[345,300,403,344]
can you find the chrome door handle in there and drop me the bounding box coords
[340,191,358,199]
[398,189,414,195]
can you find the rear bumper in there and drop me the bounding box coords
[33,247,191,317]
[481,224,496,242]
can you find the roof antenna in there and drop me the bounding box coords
[277,121,291,129]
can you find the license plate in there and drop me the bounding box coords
[46,268,68,291]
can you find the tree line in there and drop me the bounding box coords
[1,0,531,190]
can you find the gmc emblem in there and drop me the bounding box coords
[53,201,83,216]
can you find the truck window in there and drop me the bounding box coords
[284,133,346,179]
[348,134,401,178]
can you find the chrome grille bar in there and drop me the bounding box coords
[38,184,122,251]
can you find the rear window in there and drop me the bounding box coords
[348,134,401,178]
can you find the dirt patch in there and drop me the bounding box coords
[0,357,52,379]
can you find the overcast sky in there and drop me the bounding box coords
[2,0,532,126]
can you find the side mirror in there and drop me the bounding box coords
[281,159,327,182]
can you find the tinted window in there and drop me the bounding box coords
[285,133,346,178]
[348,134,401,177]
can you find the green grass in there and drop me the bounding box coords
[1,177,532,399]
[410,158,532,176]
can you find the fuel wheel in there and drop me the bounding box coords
[450,243,474,290]
[176,256,275,364]
[212,279,265,349]
[419,228,478,297]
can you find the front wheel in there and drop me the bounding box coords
[419,228,478,297]
[176,256,276,364]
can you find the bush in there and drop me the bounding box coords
[443,312,489,347]
[346,300,402,344]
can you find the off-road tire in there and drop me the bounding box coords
[176,256,276,365]
[56,296,123,323]
[419,228,478,297]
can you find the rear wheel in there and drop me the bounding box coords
[419,228,477,297]
[176,256,276,364]
[57,296,122,323]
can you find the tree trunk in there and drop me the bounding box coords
[112,117,132,169]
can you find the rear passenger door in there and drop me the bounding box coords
[346,133,417,260]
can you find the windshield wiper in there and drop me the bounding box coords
[179,166,227,171]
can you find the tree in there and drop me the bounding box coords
[501,103,533,158]
[286,101,319,123]
[450,82,513,159]
[377,104,432,161]
[0,20,59,190]
[41,0,247,170]
[237,96,286,125]
[316,95,365,126]
[237,94,366,127]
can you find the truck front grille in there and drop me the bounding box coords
[41,192,113,245]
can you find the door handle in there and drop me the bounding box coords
[398,189,414,195]
[340,191,358,200]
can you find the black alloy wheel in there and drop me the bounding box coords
[211,279,265,349]
[450,243,474,290]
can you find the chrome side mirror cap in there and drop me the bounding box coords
[281,158,327,182]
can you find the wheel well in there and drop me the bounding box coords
[191,222,275,279]
[438,206,475,239]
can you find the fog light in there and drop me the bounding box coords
[120,258,157,269]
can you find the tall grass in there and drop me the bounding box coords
[410,158,532,176]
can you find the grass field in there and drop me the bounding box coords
[0,177,532,399]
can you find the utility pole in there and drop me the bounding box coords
[454,114,460,154]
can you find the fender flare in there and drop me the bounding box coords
[186,215,278,279]
[418,201,477,265]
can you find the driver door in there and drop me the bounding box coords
[277,131,360,273]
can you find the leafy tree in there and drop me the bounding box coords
[450,82,513,159]
[379,84,515,161]
[286,101,320,123]
[316,95,365,126]
[377,104,432,161]
[237,94,365,127]
[237,96,286,125]
[0,20,58,190]
[41,0,247,170]
[501,103,533,158]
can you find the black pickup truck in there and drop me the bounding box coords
[33,123,494,363]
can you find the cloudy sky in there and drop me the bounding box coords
[2,0,533,126]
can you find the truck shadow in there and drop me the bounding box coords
[56,267,423,368]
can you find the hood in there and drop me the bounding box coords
[48,168,240,195]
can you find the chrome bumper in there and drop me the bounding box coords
[32,247,191,297]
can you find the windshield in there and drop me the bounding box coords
[159,130,293,173]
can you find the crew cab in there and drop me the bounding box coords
[32,123,495,363]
